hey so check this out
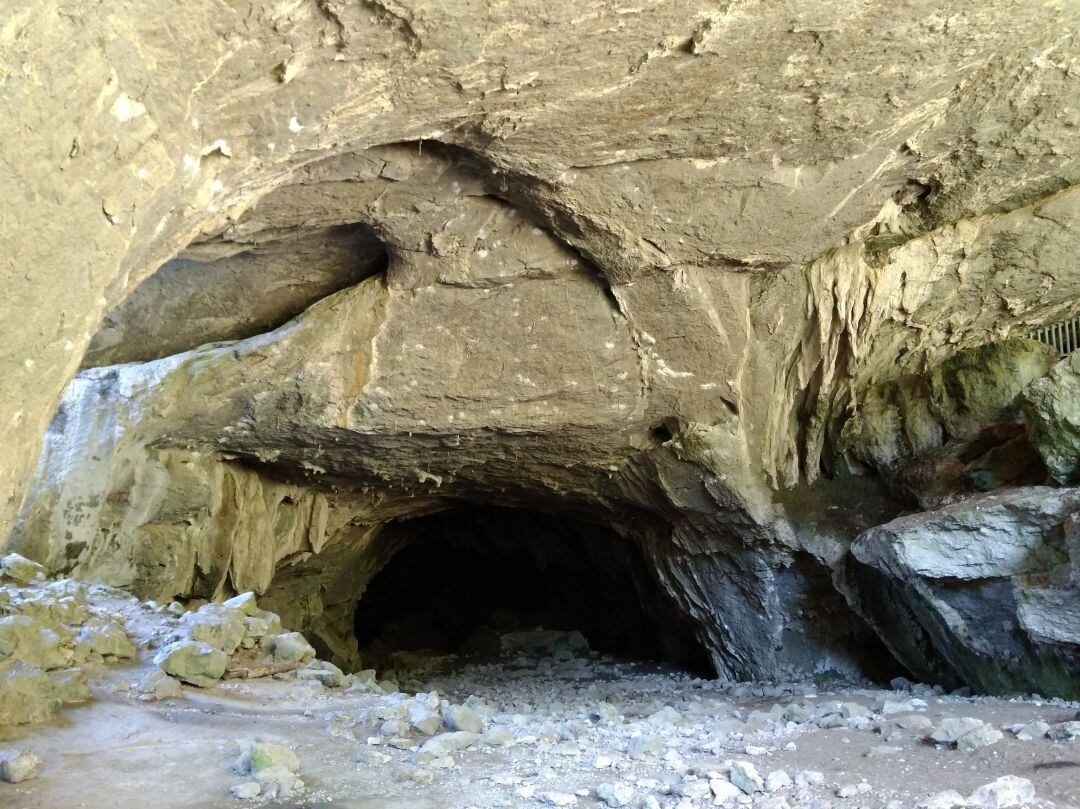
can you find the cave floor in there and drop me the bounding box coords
[3,648,1079,809]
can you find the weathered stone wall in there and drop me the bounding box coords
[3,2,1080,692]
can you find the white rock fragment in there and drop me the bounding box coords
[254,765,304,799]
[765,770,793,792]
[627,735,663,758]
[1011,720,1050,740]
[967,776,1036,809]
[262,631,315,664]
[480,726,514,747]
[154,640,228,687]
[0,750,41,783]
[596,782,634,807]
[238,742,300,775]
[444,703,484,733]
[837,783,873,799]
[918,790,968,809]
[136,667,183,701]
[417,731,478,761]
[729,760,764,794]
[0,554,45,584]
[928,716,1005,750]
[230,781,261,800]
[710,777,742,804]
[538,792,577,807]
[1049,720,1080,741]
[957,724,1004,750]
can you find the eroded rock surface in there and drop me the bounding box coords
[3,2,1080,701]
[842,488,1080,697]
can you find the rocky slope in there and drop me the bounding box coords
[1,568,1079,808]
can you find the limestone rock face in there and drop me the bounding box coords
[841,487,1080,697]
[836,339,1057,507]
[2,2,1080,694]
[1021,353,1080,484]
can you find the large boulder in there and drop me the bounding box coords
[840,487,1080,698]
[153,640,229,687]
[1020,352,1080,484]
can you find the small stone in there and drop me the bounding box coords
[444,704,485,733]
[837,783,872,799]
[840,702,872,719]
[182,604,247,654]
[866,745,903,759]
[539,791,577,806]
[153,640,228,687]
[417,731,478,760]
[222,592,259,614]
[918,791,966,809]
[1048,720,1080,741]
[254,765,303,799]
[408,699,442,736]
[679,780,712,801]
[76,623,136,660]
[0,553,45,584]
[356,749,391,765]
[1012,720,1050,740]
[136,668,183,701]
[889,714,934,736]
[230,782,261,800]
[296,660,347,688]
[794,771,824,788]
[627,735,663,758]
[262,632,315,664]
[956,725,1003,751]
[596,782,634,807]
[765,770,792,792]
[648,706,682,724]
[729,760,764,794]
[881,699,916,715]
[711,777,742,803]
[931,717,987,745]
[0,750,42,783]
[967,776,1036,808]
[481,726,514,747]
[241,742,299,774]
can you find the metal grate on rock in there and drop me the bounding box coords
[1028,314,1080,357]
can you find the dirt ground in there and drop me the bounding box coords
[2,649,1078,809]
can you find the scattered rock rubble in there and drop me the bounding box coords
[2,570,1079,808]
[0,553,134,725]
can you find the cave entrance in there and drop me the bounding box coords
[353,505,714,676]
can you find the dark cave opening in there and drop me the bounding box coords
[352,505,715,676]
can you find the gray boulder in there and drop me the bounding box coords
[0,750,42,783]
[0,554,45,585]
[153,640,229,687]
[840,486,1080,698]
[1020,352,1080,484]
